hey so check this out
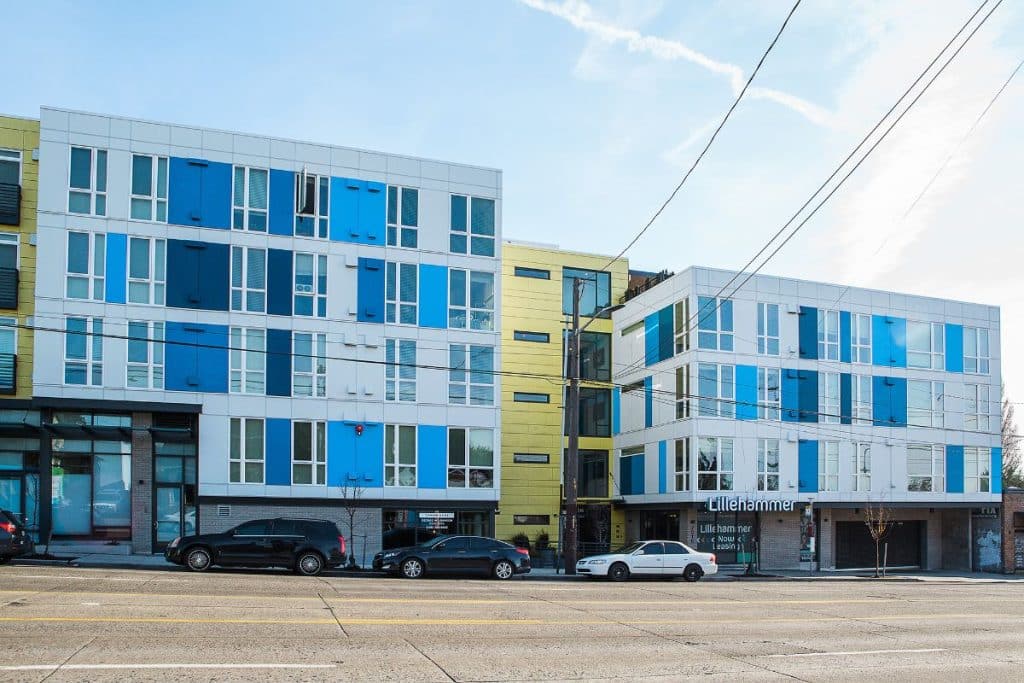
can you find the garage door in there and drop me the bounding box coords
[835,520,922,569]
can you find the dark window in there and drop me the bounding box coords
[514,330,549,343]
[565,388,611,437]
[514,266,550,280]
[470,537,500,550]
[273,519,302,536]
[566,331,610,381]
[438,537,469,551]
[566,449,608,498]
[621,380,644,394]
[513,514,550,525]
[513,453,550,464]
[234,520,271,535]
[562,267,611,318]
[296,174,316,215]
[664,542,688,555]
[639,542,665,555]
[514,392,549,403]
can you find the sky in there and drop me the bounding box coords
[4,0,1023,402]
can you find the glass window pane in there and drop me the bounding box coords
[132,155,152,196]
[449,269,466,306]
[129,238,150,279]
[402,188,418,226]
[470,197,495,235]
[95,151,107,192]
[249,169,268,210]
[448,428,466,466]
[67,233,89,273]
[469,271,493,309]
[69,148,91,189]
[450,195,467,231]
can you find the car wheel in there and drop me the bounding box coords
[185,547,212,572]
[401,558,424,579]
[609,562,630,582]
[493,560,514,580]
[296,552,324,577]
[683,564,703,582]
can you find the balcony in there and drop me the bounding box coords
[0,353,16,395]
[0,183,20,226]
[0,267,17,309]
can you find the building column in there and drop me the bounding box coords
[131,412,153,554]
[38,409,52,546]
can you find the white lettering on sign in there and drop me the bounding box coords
[705,497,795,513]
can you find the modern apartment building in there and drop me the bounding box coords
[30,107,502,555]
[0,115,40,526]
[613,267,1003,571]
[498,241,628,553]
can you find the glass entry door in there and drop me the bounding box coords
[152,441,197,550]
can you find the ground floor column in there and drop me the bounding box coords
[130,412,153,554]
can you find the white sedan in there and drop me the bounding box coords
[576,540,718,582]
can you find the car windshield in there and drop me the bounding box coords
[612,542,645,555]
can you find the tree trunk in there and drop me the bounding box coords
[875,540,880,578]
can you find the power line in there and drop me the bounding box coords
[598,0,803,272]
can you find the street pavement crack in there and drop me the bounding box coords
[40,635,95,682]
[317,589,348,637]
[404,638,456,682]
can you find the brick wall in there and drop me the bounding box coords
[198,503,384,566]
[1001,489,1024,573]
[759,512,803,570]
[130,412,153,554]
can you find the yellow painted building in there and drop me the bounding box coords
[0,116,38,398]
[498,241,628,553]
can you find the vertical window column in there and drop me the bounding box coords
[64,317,103,386]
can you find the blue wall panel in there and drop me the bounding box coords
[164,322,228,393]
[418,425,447,489]
[644,376,653,428]
[265,418,291,486]
[104,233,126,304]
[619,455,632,496]
[418,264,448,329]
[267,248,293,316]
[266,328,291,397]
[632,454,645,495]
[799,306,818,359]
[357,258,385,323]
[872,376,907,427]
[167,157,231,229]
[644,312,659,367]
[612,387,621,435]
[361,181,386,244]
[840,311,852,363]
[798,440,818,493]
[166,240,229,311]
[889,316,907,368]
[993,447,1003,494]
[326,421,384,488]
[782,369,800,422]
[735,364,757,420]
[658,441,667,495]
[946,445,964,493]
[657,305,674,361]
[268,169,294,236]
[799,370,818,423]
[945,323,964,372]
[871,315,890,368]
[839,372,852,425]
[330,177,361,241]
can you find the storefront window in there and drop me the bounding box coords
[51,438,131,538]
[382,509,493,550]
[0,437,40,536]
[696,511,756,565]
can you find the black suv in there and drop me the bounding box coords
[0,510,34,564]
[165,518,346,576]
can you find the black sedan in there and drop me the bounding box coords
[0,510,34,564]
[373,535,531,580]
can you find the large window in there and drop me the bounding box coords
[51,438,131,536]
[819,372,840,424]
[852,443,871,492]
[566,331,610,382]
[68,146,106,215]
[128,237,166,305]
[293,332,326,398]
[229,418,264,483]
[698,363,734,418]
[907,321,944,369]
[852,313,871,364]
[674,438,690,491]
[757,438,780,491]
[757,367,780,420]
[387,185,418,247]
[64,317,102,386]
[448,428,494,488]
[449,344,494,405]
[907,444,944,492]
[907,380,944,428]
[126,321,164,389]
[232,166,268,231]
[697,296,733,351]
[130,154,168,222]
[230,246,267,313]
[449,269,494,330]
[384,424,417,487]
[674,298,690,353]
[675,365,690,419]
[292,421,326,485]
[964,447,991,493]
[450,194,495,256]
[964,384,993,431]
[817,309,840,360]
[562,267,611,318]
[697,437,733,491]
[0,149,21,184]
[386,262,417,324]
[757,303,779,355]
[385,338,416,402]
[566,388,610,437]
[852,374,872,424]
[964,327,990,374]
[818,441,839,492]
[66,231,104,300]
[295,172,329,237]
[571,450,607,498]
[294,253,327,317]
[229,328,265,394]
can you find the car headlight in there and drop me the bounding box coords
[168,537,180,549]
[589,559,607,565]
[383,552,398,559]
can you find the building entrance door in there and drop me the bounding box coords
[151,442,197,550]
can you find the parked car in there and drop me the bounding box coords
[373,535,531,580]
[576,540,717,582]
[0,510,34,564]
[165,517,346,576]
[381,526,441,551]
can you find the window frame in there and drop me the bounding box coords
[851,374,872,424]
[757,367,780,420]
[292,331,326,398]
[851,313,872,364]
[384,424,417,487]
[230,246,267,313]
[447,427,494,489]
[448,344,494,406]
[674,437,690,491]
[448,268,494,331]
[291,420,326,486]
[127,236,166,305]
[964,383,993,432]
[697,362,735,418]
[385,338,417,402]
[294,171,329,238]
[68,146,107,216]
[963,327,990,375]
[449,194,496,257]
[674,298,690,353]
[756,302,780,356]
[818,371,840,424]
[514,330,549,343]
[697,437,734,491]
[130,154,168,222]
[907,321,944,370]
[63,316,102,386]
[852,442,871,492]
[0,149,22,184]
[229,417,265,484]
[696,296,733,351]
[514,266,549,280]
[817,309,840,360]
[907,443,944,492]
[126,320,164,390]
[66,231,105,301]
[757,438,780,492]
[964,446,991,493]
[386,185,418,248]
[675,365,690,419]
[907,379,945,428]
[385,261,418,325]
[818,441,839,492]
[229,327,266,395]
[232,165,268,232]
[294,252,327,318]
[562,267,612,319]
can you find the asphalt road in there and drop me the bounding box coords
[0,565,1022,682]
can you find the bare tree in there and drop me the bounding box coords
[1003,390,1024,488]
[863,501,893,578]
[338,478,364,568]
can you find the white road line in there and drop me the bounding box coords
[767,648,947,658]
[0,663,337,671]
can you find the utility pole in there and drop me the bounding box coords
[564,277,581,575]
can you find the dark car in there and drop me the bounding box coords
[165,517,346,576]
[0,510,34,564]
[381,526,441,551]
[373,535,531,580]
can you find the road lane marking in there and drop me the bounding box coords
[0,664,337,671]
[767,648,947,658]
